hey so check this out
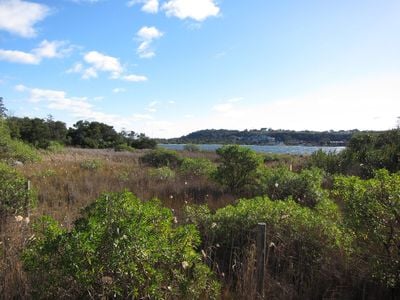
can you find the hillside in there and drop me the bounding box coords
[159,128,372,146]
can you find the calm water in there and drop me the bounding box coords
[158,144,345,155]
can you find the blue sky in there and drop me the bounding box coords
[1,0,400,138]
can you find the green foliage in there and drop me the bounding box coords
[114,143,135,152]
[46,141,65,153]
[307,149,343,174]
[7,116,68,149]
[80,159,103,171]
[183,144,201,152]
[186,197,352,298]
[179,157,216,178]
[333,170,400,288]
[214,145,263,193]
[140,148,182,168]
[0,120,40,163]
[149,166,176,181]
[120,131,157,149]
[23,192,220,299]
[68,120,123,149]
[0,162,35,215]
[257,167,326,207]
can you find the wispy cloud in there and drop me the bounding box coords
[136,26,163,58]
[0,40,73,64]
[112,88,126,93]
[0,0,50,38]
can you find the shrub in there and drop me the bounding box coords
[80,159,103,170]
[333,169,400,288]
[149,166,176,181]
[180,157,216,178]
[0,120,40,163]
[307,149,342,174]
[257,167,326,207]
[214,145,263,194]
[0,162,35,215]
[114,143,135,152]
[140,148,182,168]
[185,197,352,299]
[23,192,220,299]
[46,141,65,153]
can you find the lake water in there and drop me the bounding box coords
[158,144,345,155]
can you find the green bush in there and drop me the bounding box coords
[0,120,40,163]
[46,141,65,153]
[149,166,176,181]
[180,157,216,178]
[0,162,36,215]
[257,167,326,207]
[23,192,220,299]
[214,145,263,194]
[140,148,182,168]
[333,170,400,288]
[307,149,342,174]
[185,197,352,299]
[80,159,103,170]
[114,143,135,152]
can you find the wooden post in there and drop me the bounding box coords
[256,223,266,299]
[26,180,31,191]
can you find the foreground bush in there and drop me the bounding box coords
[23,192,219,299]
[0,162,35,215]
[180,157,216,178]
[186,197,352,299]
[334,170,400,289]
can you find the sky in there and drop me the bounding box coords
[0,0,400,138]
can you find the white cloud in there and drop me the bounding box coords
[112,88,126,93]
[146,100,159,112]
[0,0,50,38]
[132,113,154,121]
[136,26,163,59]
[84,51,123,78]
[162,0,220,22]
[0,49,40,64]
[127,0,159,13]
[122,74,148,82]
[0,40,72,64]
[68,51,148,82]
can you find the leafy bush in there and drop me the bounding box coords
[80,159,103,170]
[185,197,352,299]
[0,162,36,215]
[307,149,342,174]
[0,120,40,163]
[114,143,135,152]
[140,148,182,168]
[23,192,220,299]
[333,169,400,288]
[46,141,65,153]
[149,166,176,181]
[214,145,263,194]
[257,167,326,207]
[180,157,216,178]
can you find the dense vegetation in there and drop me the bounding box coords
[160,128,367,146]
[1,97,399,299]
[2,98,156,151]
